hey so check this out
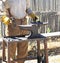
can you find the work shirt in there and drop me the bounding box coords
[3,0,30,19]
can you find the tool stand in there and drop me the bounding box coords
[2,21,48,63]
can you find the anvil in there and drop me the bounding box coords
[18,21,48,39]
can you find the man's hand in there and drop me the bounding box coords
[32,15,38,22]
[26,8,39,22]
[1,15,12,25]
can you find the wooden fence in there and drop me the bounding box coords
[30,0,60,33]
[0,0,60,36]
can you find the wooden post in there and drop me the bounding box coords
[37,40,41,63]
[7,42,11,63]
[2,40,6,61]
[44,38,48,63]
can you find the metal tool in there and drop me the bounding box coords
[18,21,48,39]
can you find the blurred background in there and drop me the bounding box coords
[0,0,60,63]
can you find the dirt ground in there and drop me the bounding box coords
[25,55,60,63]
[1,37,60,63]
[2,55,60,63]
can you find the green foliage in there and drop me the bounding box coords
[47,27,51,33]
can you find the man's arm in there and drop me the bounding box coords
[0,0,12,25]
[2,0,11,17]
[26,0,38,21]
[7,8,12,17]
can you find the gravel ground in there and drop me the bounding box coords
[1,55,60,63]
[25,55,60,63]
[1,38,60,63]
[48,55,60,63]
[25,60,37,63]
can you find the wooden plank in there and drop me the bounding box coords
[3,32,60,43]
[41,32,60,37]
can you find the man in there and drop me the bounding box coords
[2,0,38,63]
